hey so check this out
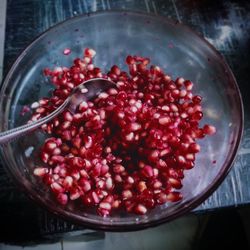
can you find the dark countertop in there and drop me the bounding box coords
[1,0,250,243]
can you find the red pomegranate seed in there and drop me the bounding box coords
[51,155,65,164]
[51,182,64,193]
[188,143,200,153]
[155,192,168,204]
[152,179,162,189]
[105,177,114,190]
[186,153,195,161]
[122,190,133,199]
[41,152,49,163]
[52,147,61,155]
[101,165,109,175]
[184,80,193,91]
[91,191,100,204]
[84,48,96,58]
[137,181,147,193]
[99,202,112,210]
[126,176,134,184]
[159,116,171,125]
[71,170,80,180]
[33,167,48,177]
[134,204,147,215]
[70,188,81,200]
[79,178,91,192]
[129,122,141,131]
[97,208,110,217]
[113,164,125,174]
[63,48,71,55]
[112,200,121,209]
[126,55,135,65]
[168,178,183,189]
[192,95,202,104]
[167,192,183,202]
[96,179,105,189]
[114,174,123,183]
[203,124,216,135]
[57,193,68,205]
[141,165,154,178]
[63,176,73,189]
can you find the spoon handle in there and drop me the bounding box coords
[0,99,69,144]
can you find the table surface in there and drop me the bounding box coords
[1,0,250,242]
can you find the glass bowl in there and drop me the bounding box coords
[0,11,243,231]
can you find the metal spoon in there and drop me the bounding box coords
[0,78,115,144]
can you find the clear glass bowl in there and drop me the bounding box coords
[0,11,243,231]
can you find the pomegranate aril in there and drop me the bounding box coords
[179,89,187,97]
[33,167,48,177]
[63,111,73,121]
[192,111,203,121]
[63,176,73,189]
[84,48,96,58]
[97,208,110,217]
[44,141,57,152]
[166,192,183,202]
[125,132,134,141]
[63,48,71,55]
[192,95,202,104]
[112,200,121,209]
[188,143,200,153]
[152,180,162,189]
[51,182,64,193]
[168,178,183,189]
[91,191,100,204]
[81,194,92,206]
[184,160,195,170]
[137,181,147,193]
[113,164,125,174]
[100,165,109,175]
[72,137,82,149]
[52,147,61,155]
[175,77,184,87]
[57,193,68,205]
[71,170,81,180]
[126,55,135,65]
[96,179,105,189]
[114,174,123,183]
[79,179,91,192]
[122,190,133,199]
[99,202,112,210]
[203,124,216,135]
[156,192,168,204]
[129,122,141,131]
[105,177,114,190]
[111,65,121,76]
[186,153,195,161]
[41,152,49,163]
[177,155,186,165]
[126,176,134,184]
[70,188,81,200]
[159,116,170,125]
[184,80,193,91]
[141,165,154,178]
[134,204,147,215]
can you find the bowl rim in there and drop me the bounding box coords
[0,10,244,231]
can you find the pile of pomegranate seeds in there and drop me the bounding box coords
[31,48,216,216]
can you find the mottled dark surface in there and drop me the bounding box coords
[1,0,250,241]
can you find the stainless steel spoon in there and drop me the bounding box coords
[0,78,115,144]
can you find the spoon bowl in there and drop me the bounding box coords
[0,78,115,144]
